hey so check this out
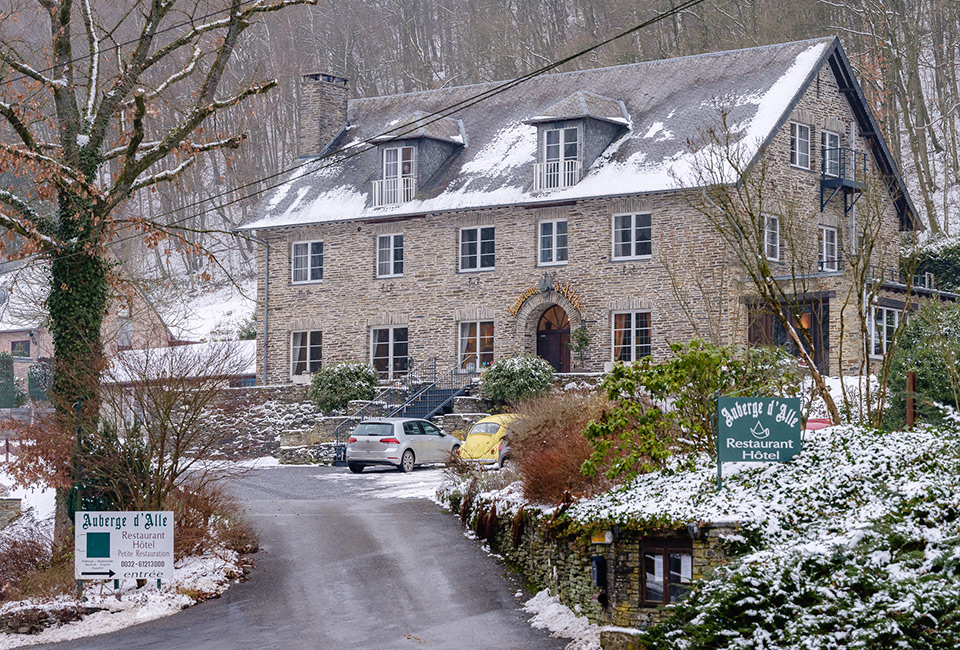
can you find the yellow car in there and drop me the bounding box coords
[458,414,518,469]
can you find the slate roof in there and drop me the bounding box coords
[525,90,629,125]
[370,111,465,144]
[239,37,917,231]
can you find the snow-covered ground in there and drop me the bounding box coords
[163,278,256,342]
[0,464,250,648]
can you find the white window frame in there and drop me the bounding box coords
[869,305,901,359]
[764,215,780,262]
[459,226,495,272]
[544,126,579,164]
[821,129,841,177]
[819,225,838,272]
[291,240,323,284]
[611,311,652,362]
[377,233,404,278]
[370,326,409,380]
[383,145,416,181]
[290,330,322,377]
[538,219,568,266]
[612,213,652,261]
[458,321,494,372]
[790,122,811,170]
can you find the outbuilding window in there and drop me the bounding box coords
[641,538,693,606]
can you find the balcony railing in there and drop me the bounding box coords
[533,159,581,191]
[371,176,416,207]
[821,147,868,185]
[868,266,935,290]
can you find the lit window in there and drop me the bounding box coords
[539,220,568,265]
[460,226,495,271]
[371,326,408,380]
[613,213,652,260]
[612,311,651,362]
[822,130,840,177]
[292,241,323,283]
[764,215,779,261]
[870,306,901,358]
[790,122,810,169]
[377,233,404,278]
[291,330,322,376]
[459,321,494,372]
[818,226,838,272]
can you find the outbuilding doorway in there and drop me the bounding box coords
[536,305,570,373]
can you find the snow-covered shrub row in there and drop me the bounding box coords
[567,421,960,648]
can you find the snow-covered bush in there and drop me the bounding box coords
[886,301,960,428]
[481,355,554,406]
[309,361,378,413]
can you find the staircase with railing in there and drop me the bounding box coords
[332,358,477,464]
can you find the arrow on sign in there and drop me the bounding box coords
[81,570,116,578]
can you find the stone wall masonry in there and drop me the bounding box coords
[257,64,909,385]
[0,498,20,529]
[455,492,737,634]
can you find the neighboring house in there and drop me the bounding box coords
[239,37,946,385]
[0,269,177,381]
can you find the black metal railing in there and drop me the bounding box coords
[821,147,868,183]
[332,359,479,463]
[867,266,935,290]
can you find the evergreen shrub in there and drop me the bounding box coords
[27,361,53,402]
[886,301,960,428]
[480,355,554,406]
[309,361,379,413]
[0,353,16,408]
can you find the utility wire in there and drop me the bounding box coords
[14,0,707,264]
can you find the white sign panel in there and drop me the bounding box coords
[74,511,174,581]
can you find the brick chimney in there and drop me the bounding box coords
[298,73,349,158]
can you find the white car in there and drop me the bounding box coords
[345,417,461,473]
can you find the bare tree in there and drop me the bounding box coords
[0,0,312,544]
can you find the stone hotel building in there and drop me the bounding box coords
[239,37,929,385]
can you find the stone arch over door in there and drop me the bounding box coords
[515,291,583,372]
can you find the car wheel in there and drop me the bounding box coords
[348,463,364,474]
[399,449,415,473]
[451,445,461,457]
[499,456,515,472]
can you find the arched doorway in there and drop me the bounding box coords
[536,305,570,373]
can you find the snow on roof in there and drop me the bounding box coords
[524,90,629,126]
[240,38,835,231]
[164,278,256,342]
[107,339,256,384]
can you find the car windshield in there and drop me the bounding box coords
[469,422,500,435]
[353,423,394,436]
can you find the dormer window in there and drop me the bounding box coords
[535,127,580,191]
[373,145,417,207]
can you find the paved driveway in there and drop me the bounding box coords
[38,466,567,650]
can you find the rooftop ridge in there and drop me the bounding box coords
[348,36,837,105]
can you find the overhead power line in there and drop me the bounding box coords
[20,0,708,264]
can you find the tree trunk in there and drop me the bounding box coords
[47,189,108,543]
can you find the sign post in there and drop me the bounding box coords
[715,396,802,489]
[75,511,175,588]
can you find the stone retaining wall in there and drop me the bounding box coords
[0,498,20,529]
[454,493,736,635]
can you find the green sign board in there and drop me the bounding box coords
[717,397,802,464]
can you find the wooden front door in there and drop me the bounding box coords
[536,305,570,373]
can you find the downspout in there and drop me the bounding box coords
[248,233,270,385]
